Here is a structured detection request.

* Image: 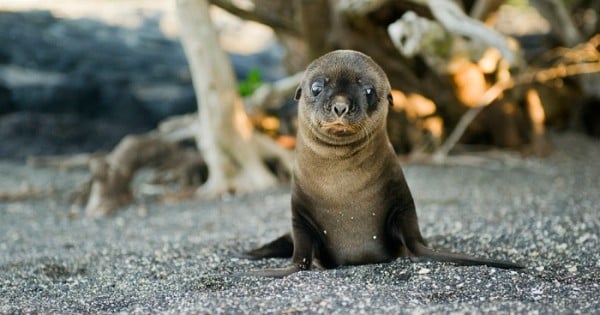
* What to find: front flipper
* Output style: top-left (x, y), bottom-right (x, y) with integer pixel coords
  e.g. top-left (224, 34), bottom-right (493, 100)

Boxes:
top-left (242, 230), bottom-right (313, 277)
top-left (242, 193), bottom-right (318, 277)
top-left (244, 234), bottom-right (294, 259)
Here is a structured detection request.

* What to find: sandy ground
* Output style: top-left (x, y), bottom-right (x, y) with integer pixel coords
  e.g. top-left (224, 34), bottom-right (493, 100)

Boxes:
top-left (0, 131), bottom-right (598, 313)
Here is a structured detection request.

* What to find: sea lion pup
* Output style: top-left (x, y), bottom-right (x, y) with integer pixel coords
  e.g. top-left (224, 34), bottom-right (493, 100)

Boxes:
top-left (245, 50), bottom-right (523, 277)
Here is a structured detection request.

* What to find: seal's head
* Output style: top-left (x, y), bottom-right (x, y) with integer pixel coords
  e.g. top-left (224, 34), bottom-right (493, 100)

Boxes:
top-left (295, 50), bottom-right (393, 145)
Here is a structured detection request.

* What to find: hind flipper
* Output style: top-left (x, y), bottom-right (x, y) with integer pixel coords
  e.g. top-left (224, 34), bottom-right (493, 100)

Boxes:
top-left (386, 198), bottom-right (523, 269)
top-left (412, 242), bottom-right (524, 269)
top-left (244, 233), bottom-right (294, 259)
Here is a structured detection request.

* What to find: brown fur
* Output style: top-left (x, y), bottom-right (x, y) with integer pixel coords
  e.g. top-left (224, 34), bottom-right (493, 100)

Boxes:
top-left (245, 50), bottom-right (523, 277)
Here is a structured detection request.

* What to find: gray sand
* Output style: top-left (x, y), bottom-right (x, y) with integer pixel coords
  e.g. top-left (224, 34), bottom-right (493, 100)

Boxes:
top-left (1, 132), bottom-right (598, 314)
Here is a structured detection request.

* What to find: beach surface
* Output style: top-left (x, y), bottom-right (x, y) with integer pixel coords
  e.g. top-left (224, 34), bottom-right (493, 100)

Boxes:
top-left (0, 132), bottom-right (598, 314)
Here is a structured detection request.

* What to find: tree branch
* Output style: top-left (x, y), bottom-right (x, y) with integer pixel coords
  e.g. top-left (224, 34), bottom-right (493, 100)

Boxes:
top-left (395, 0), bottom-right (515, 66)
top-left (336, 0), bottom-right (391, 15)
top-left (530, 0), bottom-right (582, 47)
top-left (469, 0), bottom-right (504, 21)
top-left (209, 0), bottom-right (300, 35)
top-left (433, 45), bottom-right (600, 162)
top-left (245, 71), bottom-right (303, 114)
top-left (432, 79), bottom-right (512, 162)
top-left (423, 0), bottom-right (517, 65)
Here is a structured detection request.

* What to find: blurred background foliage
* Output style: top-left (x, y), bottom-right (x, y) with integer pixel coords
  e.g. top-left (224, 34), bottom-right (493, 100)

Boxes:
top-left (0, 0), bottom-right (597, 161)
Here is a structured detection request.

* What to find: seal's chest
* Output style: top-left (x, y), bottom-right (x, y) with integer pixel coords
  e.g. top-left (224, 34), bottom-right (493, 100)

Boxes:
top-left (315, 202), bottom-right (391, 265)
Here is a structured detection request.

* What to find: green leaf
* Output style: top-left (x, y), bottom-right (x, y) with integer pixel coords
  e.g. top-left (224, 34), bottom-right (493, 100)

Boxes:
top-left (238, 68), bottom-right (264, 97)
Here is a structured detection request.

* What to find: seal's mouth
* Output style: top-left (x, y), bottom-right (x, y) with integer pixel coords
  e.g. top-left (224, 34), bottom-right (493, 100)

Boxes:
top-left (320, 121), bottom-right (358, 136)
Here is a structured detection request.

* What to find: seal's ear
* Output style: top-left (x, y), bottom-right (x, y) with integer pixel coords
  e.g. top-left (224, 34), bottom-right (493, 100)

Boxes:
top-left (294, 86), bottom-right (302, 101)
top-left (387, 93), bottom-right (394, 107)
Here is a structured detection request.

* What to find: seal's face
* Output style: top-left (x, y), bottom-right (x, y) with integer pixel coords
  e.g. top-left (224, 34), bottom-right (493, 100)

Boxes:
top-left (295, 50), bottom-right (393, 145)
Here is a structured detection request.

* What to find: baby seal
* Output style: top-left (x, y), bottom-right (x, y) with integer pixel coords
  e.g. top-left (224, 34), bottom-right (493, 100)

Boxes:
top-left (245, 50), bottom-right (523, 277)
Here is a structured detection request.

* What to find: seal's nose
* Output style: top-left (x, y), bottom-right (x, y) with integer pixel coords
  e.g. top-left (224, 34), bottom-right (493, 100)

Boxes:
top-left (333, 103), bottom-right (349, 117)
top-left (332, 96), bottom-right (350, 117)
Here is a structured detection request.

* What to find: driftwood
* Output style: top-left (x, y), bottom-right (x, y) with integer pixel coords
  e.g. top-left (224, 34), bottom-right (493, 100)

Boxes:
top-left (469, 0), bottom-right (504, 21)
top-left (229, 0), bottom-right (535, 154)
top-left (27, 153), bottom-right (105, 170)
top-left (65, 0), bottom-right (598, 216)
top-left (65, 0), bottom-right (298, 216)
top-left (432, 78), bottom-right (513, 162)
top-left (176, 0), bottom-right (292, 198)
top-left (85, 134), bottom-right (204, 216)
top-left (421, 0), bottom-right (516, 65)
top-left (0, 184), bottom-right (55, 201)
top-left (530, 0), bottom-right (583, 47)
top-left (244, 71), bottom-right (303, 115)
top-left (432, 35), bottom-right (600, 162)
top-left (76, 133), bottom-right (206, 217)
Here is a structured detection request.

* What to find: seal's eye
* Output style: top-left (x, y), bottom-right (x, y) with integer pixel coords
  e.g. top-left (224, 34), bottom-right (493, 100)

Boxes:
top-left (311, 81), bottom-right (323, 97)
top-left (365, 86), bottom-right (377, 107)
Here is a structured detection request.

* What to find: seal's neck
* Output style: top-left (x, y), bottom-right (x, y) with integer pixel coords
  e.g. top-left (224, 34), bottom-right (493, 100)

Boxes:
top-left (297, 123), bottom-right (390, 161)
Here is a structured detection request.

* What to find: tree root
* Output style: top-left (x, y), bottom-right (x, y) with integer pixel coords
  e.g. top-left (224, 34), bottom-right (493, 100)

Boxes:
top-left (67, 108), bottom-right (294, 216)
top-left (194, 129), bottom-right (293, 199)
top-left (72, 132), bottom-right (206, 217)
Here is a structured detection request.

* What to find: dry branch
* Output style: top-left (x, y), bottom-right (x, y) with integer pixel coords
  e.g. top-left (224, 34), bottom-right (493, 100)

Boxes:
top-left (432, 46), bottom-right (600, 162)
top-left (0, 184), bottom-right (55, 201)
top-left (245, 71), bottom-right (304, 115)
top-left (79, 133), bottom-right (205, 217)
top-left (469, 0), bottom-right (504, 21)
top-left (432, 79), bottom-right (513, 162)
top-left (209, 0), bottom-right (299, 35)
top-left (423, 0), bottom-right (516, 65)
top-left (337, 0), bottom-right (390, 15)
top-left (530, 0), bottom-right (582, 47)
top-left (177, 0), bottom-right (292, 198)
top-left (519, 62), bottom-right (600, 84)
top-left (157, 113), bottom-right (200, 142)
top-left (27, 152), bottom-right (105, 170)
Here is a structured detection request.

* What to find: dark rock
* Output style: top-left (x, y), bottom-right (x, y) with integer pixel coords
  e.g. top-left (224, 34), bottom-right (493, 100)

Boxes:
top-left (0, 85), bottom-right (13, 114)
top-left (230, 45), bottom-right (287, 82)
top-left (0, 9), bottom-right (287, 159)
top-left (0, 10), bottom-right (196, 126)
top-left (0, 112), bottom-right (147, 159)
top-left (0, 10), bottom-right (287, 122)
